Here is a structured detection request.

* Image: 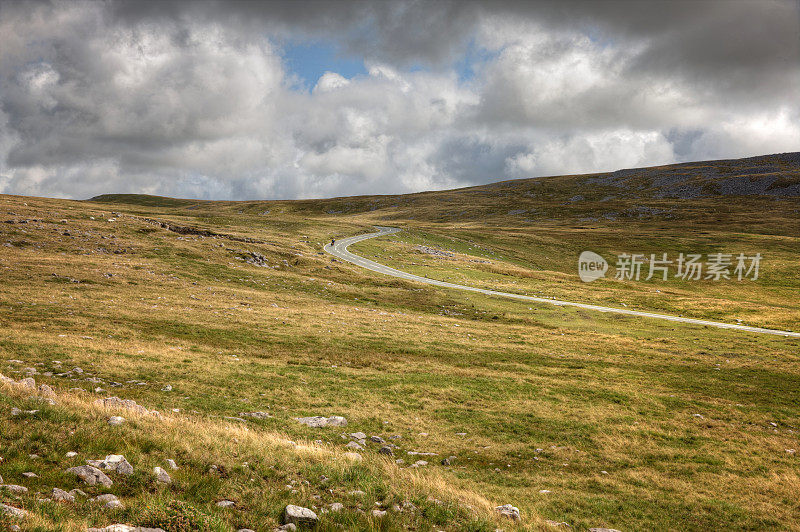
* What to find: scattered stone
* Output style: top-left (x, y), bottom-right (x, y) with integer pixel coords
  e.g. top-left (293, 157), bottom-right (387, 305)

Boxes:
top-left (283, 505), bottom-right (318, 528)
top-left (1, 485), bottom-right (28, 494)
top-left (22, 472), bottom-right (37, 478)
top-left (69, 488), bottom-right (87, 498)
top-left (240, 411), bottom-right (272, 419)
top-left (545, 520), bottom-right (571, 527)
top-left (0, 503), bottom-right (28, 519)
top-left (87, 525), bottom-right (165, 532)
top-left (370, 435), bottom-right (385, 444)
top-left (588, 529), bottom-right (621, 532)
top-left (296, 415), bottom-right (347, 428)
top-left (217, 500), bottom-right (236, 508)
top-left (410, 460), bottom-right (428, 468)
top-left (38, 384), bottom-right (56, 398)
top-left (345, 441), bottom-right (364, 451)
top-left (165, 458), bottom-right (178, 470)
top-left (496, 504), bottom-right (520, 521)
top-left (65, 451), bottom-right (78, 458)
top-left (350, 432), bottom-right (367, 440)
top-left (95, 455), bottom-right (134, 475)
top-left (329, 502), bottom-right (344, 512)
top-left (348, 490), bottom-right (366, 497)
top-left (153, 466), bottom-right (171, 484)
top-left (372, 509), bottom-right (387, 518)
top-left (108, 416), bottom-right (126, 425)
top-left (19, 377), bottom-right (36, 390)
top-left (378, 446), bottom-right (394, 456)
top-left (277, 525), bottom-right (297, 532)
top-left (67, 465), bottom-right (113, 487)
top-left (51, 487), bottom-right (75, 502)
top-left (95, 396), bottom-right (150, 415)
top-left (93, 493), bottom-right (124, 509)
top-left (161, 385), bottom-right (172, 392)
top-left (539, 489), bottom-right (551, 494)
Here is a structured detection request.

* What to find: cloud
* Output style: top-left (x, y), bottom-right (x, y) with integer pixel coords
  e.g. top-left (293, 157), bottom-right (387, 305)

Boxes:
top-left (0, 0), bottom-right (797, 200)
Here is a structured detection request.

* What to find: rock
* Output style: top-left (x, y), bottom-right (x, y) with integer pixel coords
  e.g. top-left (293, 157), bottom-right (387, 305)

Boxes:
top-left (0, 503), bottom-right (28, 519)
top-left (283, 505), bottom-right (318, 528)
top-left (441, 457), bottom-right (451, 466)
top-left (348, 490), bottom-right (366, 496)
top-left (38, 384), bottom-right (56, 398)
top-left (67, 465), bottom-right (113, 487)
top-left (108, 416), bottom-right (126, 425)
top-left (329, 502), bottom-right (344, 512)
top-left (52, 487), bottom-right (75, 502)
top-left (87, 526), bottom-right (165, 532)
top-left (345, 441), bottom-right (363, 450)
top-left (343, 452), bottom-right (363, 462)
top-left (153, 466), bottom-right (171, 484)
top-left (1, 485), bottom-right (28, 494)
top-left (22, 472), bottom-right (37, 478)
top-left (165, 459), bottom-right (178, 470)
top-left (95, 396), bottom-right (150, 415)
top-left (161, 385), bottom-right (172, 392)
top-left (69, 488), bottom-right (87, 498)
top-left (588, 529), bottom-right (622, 532)
top-left (0, 473), bottom-right (2, 483)
top-left (217, 500), bottom-right (235, 508)
top-left (372, 509), bottom-right (387, 518)
top-left (545, 520), bottom-right (571, 528)
top-left (411, 460), bottom-right (428, 467)
top-left (93, 493), bottom-right (124, 509)
top-left (240, 411), bottom-right (272, 419)
top-left (296, 415), bottom-right (347, 428)
top-left (19, 377), bottom-right (36, 389)
top-left (496, 504), bottom-right (520, 521)
top-left (350, 432), bottom-right (367, 440)
top-left (378, 446), bottom-right (394, 456)
top-left (238, 530), bottom-right (256, 532)
top-left (65, 451), bottom-right (78, 458)
top-left (370, 436), bottom-right (385, 444)
top-left (99, 455), bottom-right (134, 475)
top-left (278, 525), bottom-right (297, 532)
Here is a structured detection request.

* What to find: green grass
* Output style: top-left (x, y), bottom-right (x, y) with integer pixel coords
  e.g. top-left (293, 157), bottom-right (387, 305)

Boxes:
top-left (2, 155), bottom-right (800, 530)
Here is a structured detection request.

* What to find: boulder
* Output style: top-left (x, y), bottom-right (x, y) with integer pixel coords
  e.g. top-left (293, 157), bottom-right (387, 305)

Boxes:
top-left (378, 446), bottom-right (394, 456)
top-left (153, 466), bottom-right (171, 484)
top-left (52, 487), bottom-right (75, 502)
top-left (0, 503), bottom-right (28, 519)
top-left (496, 504), bottom-right (520, 521)
top-left (283, 505), bottom-right (318, 528)
top-left (1, 485), bottom-right (28, 494)
top-left (296, 415), bottom-right (347, 428)
top-left (66, 465), bottom-right (113, 487)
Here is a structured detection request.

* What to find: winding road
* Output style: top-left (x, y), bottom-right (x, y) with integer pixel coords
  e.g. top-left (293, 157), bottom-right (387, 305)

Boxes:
top-left (324, 226), bottom-right (800, 339)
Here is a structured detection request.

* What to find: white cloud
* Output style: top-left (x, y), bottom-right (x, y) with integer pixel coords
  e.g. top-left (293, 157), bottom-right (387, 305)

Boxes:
top-left (0, 1), bottom-right (797, 200)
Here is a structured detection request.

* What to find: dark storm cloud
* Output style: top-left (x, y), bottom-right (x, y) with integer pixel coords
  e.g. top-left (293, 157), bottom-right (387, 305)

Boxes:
top-left (0, 0), bottom-right (797, 200)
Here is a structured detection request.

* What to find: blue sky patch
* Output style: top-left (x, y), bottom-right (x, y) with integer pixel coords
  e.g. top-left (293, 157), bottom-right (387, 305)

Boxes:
top-left (283, 40), bottom-right (367, 90)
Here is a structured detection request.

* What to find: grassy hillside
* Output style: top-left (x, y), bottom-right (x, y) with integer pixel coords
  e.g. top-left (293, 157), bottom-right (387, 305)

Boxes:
top-left (1, 152), bottom-right (799, 531)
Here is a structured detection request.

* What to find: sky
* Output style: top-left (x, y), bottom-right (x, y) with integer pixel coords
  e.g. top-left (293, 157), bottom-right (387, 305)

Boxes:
top-left (0, 0), bottom-right (798, 201)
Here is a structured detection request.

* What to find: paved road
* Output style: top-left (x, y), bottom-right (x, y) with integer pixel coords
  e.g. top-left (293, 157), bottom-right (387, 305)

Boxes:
top-left (324, 226), bottom-right (800, 339)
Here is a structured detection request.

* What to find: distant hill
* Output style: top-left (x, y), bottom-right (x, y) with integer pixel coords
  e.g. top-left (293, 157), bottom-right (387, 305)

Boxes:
top-left (88, 152), bottom-right (800, 225)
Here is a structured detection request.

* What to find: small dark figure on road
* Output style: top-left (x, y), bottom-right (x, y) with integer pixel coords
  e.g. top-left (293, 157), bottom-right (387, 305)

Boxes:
top-left (331, 238), bottom-right (335, 246)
